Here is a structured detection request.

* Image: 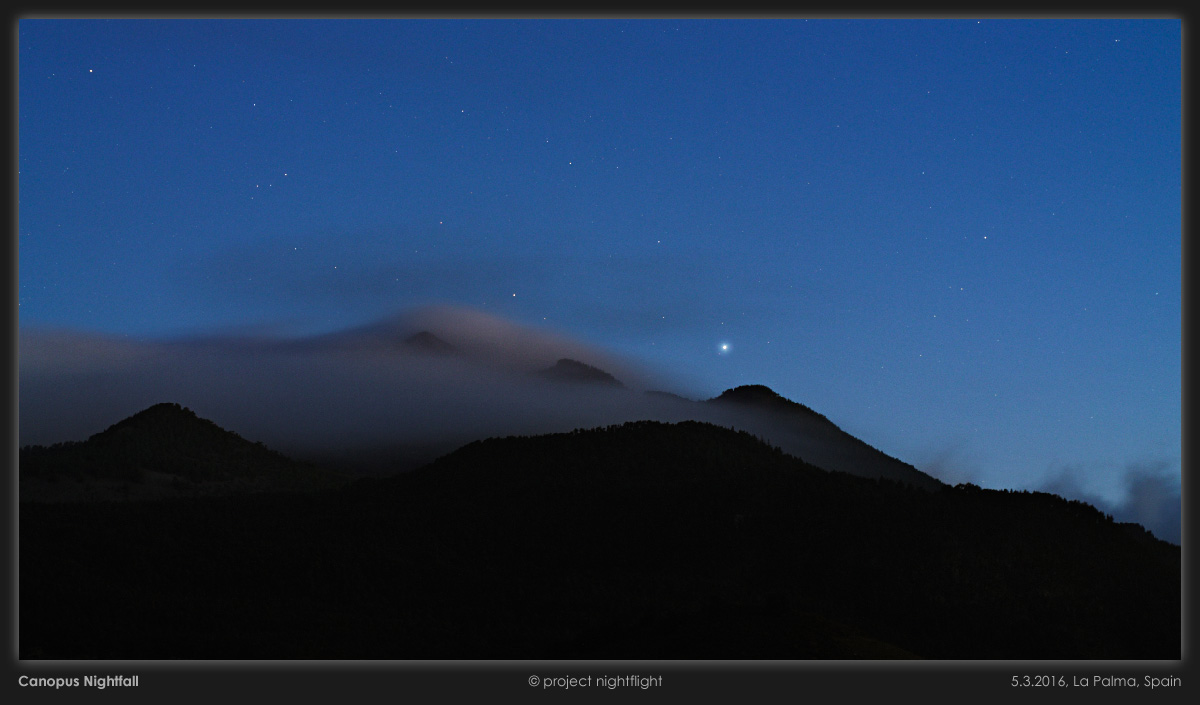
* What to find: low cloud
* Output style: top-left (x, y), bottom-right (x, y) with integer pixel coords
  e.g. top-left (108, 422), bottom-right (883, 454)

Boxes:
top-left (911, 439), bottom-right (986, 487)
top-left (1041, 460), bottom-right (1181, 545)
top-left (19, 306), bottom-right (697, 469)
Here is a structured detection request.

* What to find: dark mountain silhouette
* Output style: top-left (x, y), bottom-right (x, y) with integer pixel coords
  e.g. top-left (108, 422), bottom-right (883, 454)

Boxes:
top-left (704, 385), bottom-right (943, 491)
top-left (19, 402), bottom-right (346, 501)
top-left (402, 330), bottom-right (457, 355)
top-left (709, 383), bottom-right (834, 422)
top-left (20, 418), bottom-right (1179, 659)
top-left (535, 358), bottom-right (625, 387)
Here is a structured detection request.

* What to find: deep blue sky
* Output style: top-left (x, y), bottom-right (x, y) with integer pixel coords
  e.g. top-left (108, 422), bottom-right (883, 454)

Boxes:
top-left (18, 19), bottom-right (1180, 515)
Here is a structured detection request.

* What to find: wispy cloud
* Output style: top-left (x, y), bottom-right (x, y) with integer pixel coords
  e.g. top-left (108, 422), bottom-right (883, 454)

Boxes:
top-left (1040, 460), bottom-right (1181, 545)
top-left (19, 306), bottom-right (683, 461)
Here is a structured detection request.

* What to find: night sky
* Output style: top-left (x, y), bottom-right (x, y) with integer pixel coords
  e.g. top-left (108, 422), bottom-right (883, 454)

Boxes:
top-left (18, 19), bottom-right (1181, 540)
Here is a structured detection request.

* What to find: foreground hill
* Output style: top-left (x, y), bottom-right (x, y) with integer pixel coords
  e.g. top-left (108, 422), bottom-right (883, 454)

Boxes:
top-left (20, 419), bottom-right (1178, 659)
top-left (19, 403), bottom-right (347, 501)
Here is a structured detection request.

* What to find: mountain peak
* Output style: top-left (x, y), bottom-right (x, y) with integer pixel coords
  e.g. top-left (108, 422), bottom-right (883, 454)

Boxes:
top-left (536, 358), bottom-right (625, 388)
top-left (94, 402), bottom-right (212, 440)
top-left (82, 402), bottom-right (272, 460)
top-left (709, 385), bottom-right (832, 424)
top-left (27, 403), bottom-right (296, 484)
top-left (706, 385), bottom-right (942, 491)
top-left (714, 384), bottom-right (783, 402)
top-left (21, 403), bottom-right (346, 500)
top-left (402, 330), bottom-right (457, 355)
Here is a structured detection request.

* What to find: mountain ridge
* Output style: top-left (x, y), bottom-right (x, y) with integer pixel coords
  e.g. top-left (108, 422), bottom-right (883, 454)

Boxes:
top-left (402, 330), bottom-right (457, 355)
top-left (21, 416), bottom-right (1179, 659)
top-left (708, 384), bottom-right (835, 425)
top-left (699, 384), bottom-right (942, 491)
top-left (535, 358), bottom-right (626, 387)
top-left (19, 402), bottom-right (347, 501)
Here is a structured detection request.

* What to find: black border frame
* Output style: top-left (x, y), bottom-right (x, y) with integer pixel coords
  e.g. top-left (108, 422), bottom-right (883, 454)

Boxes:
top-left (4, 10), bottom-right (1190, 701)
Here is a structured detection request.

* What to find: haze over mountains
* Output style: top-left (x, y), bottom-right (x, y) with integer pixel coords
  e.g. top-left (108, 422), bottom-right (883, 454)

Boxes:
top-left (18, 305), bottom-right (1178, 543)
top-left (19, 310), bottom-right (938, 491)
top-left (19, 306), bottom-right (651, 454)
top-left (18, 312), bottom-right (1182, 658)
